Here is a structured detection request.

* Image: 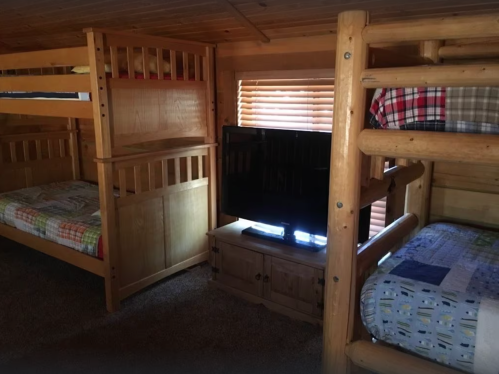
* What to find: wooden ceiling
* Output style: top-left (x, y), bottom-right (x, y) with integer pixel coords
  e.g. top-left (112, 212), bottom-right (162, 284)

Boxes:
top-left (1, 0), bottom-right (499, 53)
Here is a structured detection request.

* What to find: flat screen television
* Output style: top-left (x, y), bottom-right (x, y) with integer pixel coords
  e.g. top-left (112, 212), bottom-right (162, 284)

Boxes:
top-left (222, 126), bottom-right (371, 251)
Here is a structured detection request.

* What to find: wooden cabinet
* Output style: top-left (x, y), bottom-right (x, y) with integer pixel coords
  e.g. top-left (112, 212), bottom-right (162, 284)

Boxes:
top-left (209, 222), bottom-right (326, 324)
top-left (264, 257), bottom-right (324, 317)
top-left (215, 242), bottom-right (264, 297)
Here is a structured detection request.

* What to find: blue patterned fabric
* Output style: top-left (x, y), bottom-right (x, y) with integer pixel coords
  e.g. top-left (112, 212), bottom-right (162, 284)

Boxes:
top-left (361, 223), bottom-right (499, 373)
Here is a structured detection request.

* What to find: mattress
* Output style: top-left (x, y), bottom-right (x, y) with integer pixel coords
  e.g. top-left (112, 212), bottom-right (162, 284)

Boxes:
top-left (0, 181), bottom-right (103, 259)
top-left (369, 87), bottom-right (499, 133)
top-left (0, 91), bottom-right (90, 100)
top-left (361, 223), bottom-right (499, 374)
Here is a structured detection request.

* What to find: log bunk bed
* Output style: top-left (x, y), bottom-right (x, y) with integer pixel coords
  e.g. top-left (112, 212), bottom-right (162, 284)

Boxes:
top-left (0, 29), bottom-right (217, 312)
top-left (324, 11), bottom-right (499, 374)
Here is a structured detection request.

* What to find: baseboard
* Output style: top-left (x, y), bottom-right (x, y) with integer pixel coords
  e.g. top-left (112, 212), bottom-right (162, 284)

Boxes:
top-left (119, 251), bottom-right (209, 299)
top-left (209, 280), bottom-right (323, 326)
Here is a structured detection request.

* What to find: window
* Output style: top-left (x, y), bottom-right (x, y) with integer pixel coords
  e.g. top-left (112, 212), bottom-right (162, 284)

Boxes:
top-left (237, 77), bottom-right (334, 131)
top-left (236, 73), bottom-right (386, 237)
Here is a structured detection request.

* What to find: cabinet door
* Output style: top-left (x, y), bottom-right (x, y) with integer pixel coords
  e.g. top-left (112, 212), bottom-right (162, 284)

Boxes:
top-left (216, 241), bottom-right (264, 297)
top-left (263, 256), bottom-right (324, 316)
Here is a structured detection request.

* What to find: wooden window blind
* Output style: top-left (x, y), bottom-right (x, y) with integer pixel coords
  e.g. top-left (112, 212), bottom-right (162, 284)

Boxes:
top-left (236, 75), bottom-right (385, 238)
top-left (237, 78), bottom-right (334, 131)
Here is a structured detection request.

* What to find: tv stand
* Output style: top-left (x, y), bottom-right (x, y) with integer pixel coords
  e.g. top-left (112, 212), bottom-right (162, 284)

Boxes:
top-left (207, 221), bottom-right (326, 325)
top-left (242, 225), bottom-right (326, 252)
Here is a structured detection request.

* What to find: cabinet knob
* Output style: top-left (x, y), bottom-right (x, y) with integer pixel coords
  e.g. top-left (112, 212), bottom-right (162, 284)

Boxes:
top-left (255, 273), bottom-right (261, 281)
top-left (263, 275), bottom-right (270, 283)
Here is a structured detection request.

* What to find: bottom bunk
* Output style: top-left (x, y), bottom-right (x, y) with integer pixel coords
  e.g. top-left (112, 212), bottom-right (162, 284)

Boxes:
top-left (0, 180), bottom-right (103, 258)
top-left (360, 223), bottom-right (499, 374)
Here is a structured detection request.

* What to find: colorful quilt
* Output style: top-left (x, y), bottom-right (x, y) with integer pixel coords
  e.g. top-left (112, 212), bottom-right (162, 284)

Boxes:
top-left (370, 87), bottom-right (499, 133)
top-left (361, 223), bottom-right (499, 374)
top-left (0, 181), bottom-right (103, 259)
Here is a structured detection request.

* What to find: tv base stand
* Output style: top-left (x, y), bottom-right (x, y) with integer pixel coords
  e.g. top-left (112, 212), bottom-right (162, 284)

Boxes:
top-left (207, 221), bottom-right (326, 325)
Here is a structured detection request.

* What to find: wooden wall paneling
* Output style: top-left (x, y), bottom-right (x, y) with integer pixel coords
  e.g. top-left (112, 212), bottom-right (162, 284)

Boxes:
top-left (67, 118), bottom-right (81, 180)
top-left (430, 187), bottom-right (499, 229)
top-left (323, 11), bottom-right (368, 374)
top-left (204, 46), bottom-right (216, 143)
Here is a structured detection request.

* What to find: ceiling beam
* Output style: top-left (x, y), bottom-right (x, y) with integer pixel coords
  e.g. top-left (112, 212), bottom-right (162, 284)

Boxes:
top-left (220, 0), bottom-right (270, 43)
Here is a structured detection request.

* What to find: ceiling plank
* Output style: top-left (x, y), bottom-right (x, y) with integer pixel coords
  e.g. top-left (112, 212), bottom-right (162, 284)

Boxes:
top-left (220, 0), bottom-right (270, 43)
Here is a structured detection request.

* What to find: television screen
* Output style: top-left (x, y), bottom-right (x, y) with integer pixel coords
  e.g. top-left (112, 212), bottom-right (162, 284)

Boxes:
top-left (222, 126), bottom-right (370, 242)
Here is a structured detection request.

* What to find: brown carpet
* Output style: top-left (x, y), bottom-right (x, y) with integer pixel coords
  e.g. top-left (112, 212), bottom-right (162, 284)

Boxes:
top-left (0, 236), bottom-right (322, 374)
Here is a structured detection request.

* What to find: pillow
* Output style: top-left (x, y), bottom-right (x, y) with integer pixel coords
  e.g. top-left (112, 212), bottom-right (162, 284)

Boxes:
top-left (119, 54), bottom-right (171, 74)
top-left (91, 210), bottom-right (101, 218)
top-left (71, 64), bottom-right (112, 74)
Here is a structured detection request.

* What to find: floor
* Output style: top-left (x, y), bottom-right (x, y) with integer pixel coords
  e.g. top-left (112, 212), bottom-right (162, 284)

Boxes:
top-left (0, 236), bottom-right (322, 374)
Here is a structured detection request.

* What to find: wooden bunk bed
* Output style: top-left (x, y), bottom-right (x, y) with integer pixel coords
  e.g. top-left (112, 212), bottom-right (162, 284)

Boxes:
top-left (323, 11), bottom-right (499, 374)
top-left (0, 29), bottom-right (217, 313)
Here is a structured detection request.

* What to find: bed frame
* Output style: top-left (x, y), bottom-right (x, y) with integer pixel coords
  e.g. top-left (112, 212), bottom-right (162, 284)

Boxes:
top-left (323, 11), bottom-right (499, 374)
top-left (0, 29), bottom-right (217, 312)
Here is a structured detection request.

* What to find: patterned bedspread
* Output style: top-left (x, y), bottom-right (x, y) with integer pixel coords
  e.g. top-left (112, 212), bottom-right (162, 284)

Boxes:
top-left (361, 223), bottom-right (499, 374)
top-left (370, 87), bottom-right (499, 133)
top-left (0, 181), bottom-right (103, 259)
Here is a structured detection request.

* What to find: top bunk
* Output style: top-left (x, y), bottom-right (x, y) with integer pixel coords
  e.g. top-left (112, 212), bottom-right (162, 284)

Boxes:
top-left (0, 29), bottom-right (215, 156)
top-left (354, 14), bottom-right (499, 166)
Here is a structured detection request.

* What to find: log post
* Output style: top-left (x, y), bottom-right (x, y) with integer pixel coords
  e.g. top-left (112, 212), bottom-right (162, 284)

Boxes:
top-left (405, 40), bottom-right (441, 234)
top-left (323, 10), bottom-right (369, 374)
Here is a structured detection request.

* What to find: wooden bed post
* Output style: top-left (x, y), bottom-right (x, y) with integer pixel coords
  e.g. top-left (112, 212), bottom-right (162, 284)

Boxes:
top-left (404, 40), bottom-right (442, 234)
top-left (323, 10), bottom-right (369, 374)
top-left (67, 118), bottom-right (80, 180)
top-left (86, 30), bottom-right (120, 312)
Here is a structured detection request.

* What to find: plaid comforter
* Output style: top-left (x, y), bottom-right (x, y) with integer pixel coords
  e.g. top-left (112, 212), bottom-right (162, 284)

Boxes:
top-left (0, 181), bottom-right (103, 259)
top-left (370, 87), bottom-right (499, 133)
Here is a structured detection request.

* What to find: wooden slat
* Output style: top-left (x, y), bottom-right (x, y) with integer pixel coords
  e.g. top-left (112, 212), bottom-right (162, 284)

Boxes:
top-left (346, 341), bottom-right (461, 374)
top-left (170, 50), bottom-right (177, 80)
top-left (395, 158), bottom-right (409, 167)
top-left (174, 157), bottom-right (180, 184)
top-left (22, 141), bottom-right (29, 161)
top-left (183, 51), bottom-right (189, 81)
top-left (119, 168), bottom-right (127, 198)
top-left (361, 64), bottom-right (499, 88)
top-left (194, 55), bottom-right (201, 81)
top-left (134, 165), bottom-right (142, 194)
top-left (127, 47), bottom-right (135, 79)
top-left (142, 47), bottom-right (150, 79)
top-left (186, 156), bottom-right (192, 181)
top-left (358, 129), bottom-right (499, 165)
top-left (47, 139), bottom-right (53, 159)
top-left (9, 142), bottom-right (16, 162)
top-left (162, 159), bottom-right (168, 187)
top-left (357, 214), bottom-right (418, 276)
top-left (59, 139), bottom-right (65, 157)
top-left (0, 47), bottom-right (89, 70)
top-left (148, 162), bottom-right (156, 191)
top-left (0, 100), bottom-right (93, 119)
top-left (35, 140), bottom-right (42, 160)
top-left (110, 46), bottom-right (120, 79)
top-left (67, 118), bottom-right (80, 180)
top-left (198, 155), bottom-right (203, 179)
top-left (0, 223), bottom-right (105, 277)
top-left (104, 33), bottom-right (207, 57)
top-left (0, 75), bottom-right (91, 92)
top-left (362, 14), bottom-right (499, 44)
top-left (156, 49), bottom-right (165, 80)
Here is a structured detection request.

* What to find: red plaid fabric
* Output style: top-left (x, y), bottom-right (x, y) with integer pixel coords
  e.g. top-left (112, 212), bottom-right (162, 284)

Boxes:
top-left (370, 88), bottom-right (446, 129)
top-left (15, 207), bottom-right (40, 225)
top-left (59, 222), bottom-right (89, 244)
